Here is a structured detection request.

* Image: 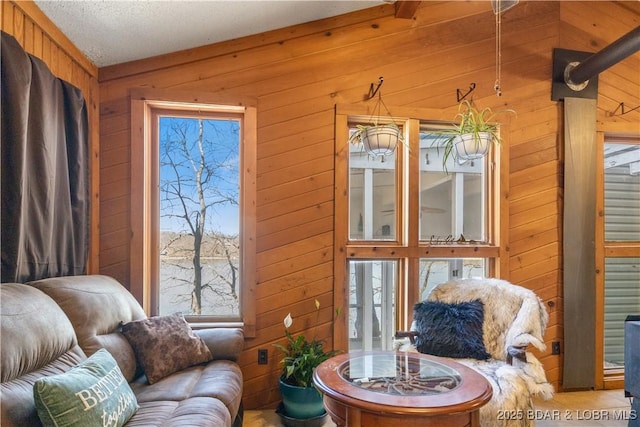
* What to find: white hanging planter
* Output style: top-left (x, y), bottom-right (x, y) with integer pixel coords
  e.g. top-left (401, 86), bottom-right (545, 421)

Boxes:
top-left (434, 101), bottom-right (514, 171)
top-left (360, 125), bottom-right (401, 156)
top-left (453, 132), bottom-right (493, 161)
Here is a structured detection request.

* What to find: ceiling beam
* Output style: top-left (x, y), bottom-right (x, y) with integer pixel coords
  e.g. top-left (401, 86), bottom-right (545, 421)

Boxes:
top-left (395, 1), bottom-right (421, 19)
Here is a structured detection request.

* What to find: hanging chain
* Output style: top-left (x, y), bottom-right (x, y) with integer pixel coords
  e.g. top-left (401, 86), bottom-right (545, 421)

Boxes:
top-left (494, 0), bottom-right (503, 97)
top-left (367, 88), bottom-right (396, 127)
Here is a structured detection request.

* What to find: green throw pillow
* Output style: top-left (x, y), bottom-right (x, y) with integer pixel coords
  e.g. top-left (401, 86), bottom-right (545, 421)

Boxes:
top-left (34, 348), bottom-right (138, 427)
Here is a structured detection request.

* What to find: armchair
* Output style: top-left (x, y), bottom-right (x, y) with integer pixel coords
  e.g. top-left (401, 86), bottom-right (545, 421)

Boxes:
top-left (395, 278), bottom-right (554, 427)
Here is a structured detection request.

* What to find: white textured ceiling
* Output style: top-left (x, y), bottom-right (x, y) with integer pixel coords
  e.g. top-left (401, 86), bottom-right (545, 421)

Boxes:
top-left (35, 0), bottom-right (384, 67)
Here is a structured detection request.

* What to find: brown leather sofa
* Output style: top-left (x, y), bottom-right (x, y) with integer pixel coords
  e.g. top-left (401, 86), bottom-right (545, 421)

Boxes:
top-left (1, 275), bottom-right (244, 426)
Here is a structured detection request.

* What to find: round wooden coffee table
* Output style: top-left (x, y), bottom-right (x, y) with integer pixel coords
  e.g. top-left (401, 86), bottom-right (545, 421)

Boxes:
top-left (313, 351), bottom-right (492, 427)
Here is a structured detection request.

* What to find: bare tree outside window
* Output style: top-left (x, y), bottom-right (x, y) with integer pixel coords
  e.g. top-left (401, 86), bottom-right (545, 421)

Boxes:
top-left (158, 116), bottom-right (240, 317)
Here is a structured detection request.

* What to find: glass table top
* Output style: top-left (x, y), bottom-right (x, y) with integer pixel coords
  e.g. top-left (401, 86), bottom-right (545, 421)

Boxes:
top-left (338, 352), bottom-right (462, 396)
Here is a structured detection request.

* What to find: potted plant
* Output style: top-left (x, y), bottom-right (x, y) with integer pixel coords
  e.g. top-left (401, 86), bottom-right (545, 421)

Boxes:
top-left (274, 300), bottom-right (339, 422)
top-left (434, 100), bottom-right (515, 167)
top-left (348, 123), bottom-right (404, 157)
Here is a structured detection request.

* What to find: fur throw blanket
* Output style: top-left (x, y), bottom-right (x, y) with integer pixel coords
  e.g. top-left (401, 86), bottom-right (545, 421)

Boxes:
top-left (397, 278), bottom-right (555, 427)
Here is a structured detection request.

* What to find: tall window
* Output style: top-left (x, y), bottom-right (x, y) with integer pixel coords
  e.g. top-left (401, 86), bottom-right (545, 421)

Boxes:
top-left (157, 114), bottom-right (240, 318)
top-left (599, 137), bottom-right (640, 384)
top-left (131, 95), bottom-right (256, 333)
top-left (335, 107), bottom-right (503, 351)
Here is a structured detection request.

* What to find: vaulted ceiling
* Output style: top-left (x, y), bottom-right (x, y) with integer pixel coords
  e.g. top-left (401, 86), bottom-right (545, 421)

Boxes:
top-left (34, 1), bottom-right (405, 67)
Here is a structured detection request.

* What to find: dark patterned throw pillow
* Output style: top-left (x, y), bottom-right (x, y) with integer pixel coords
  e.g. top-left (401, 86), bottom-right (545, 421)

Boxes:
top-left (121, 313), bottom-right (212, 384)
top-left (412, 299), bottom-right (491, 360)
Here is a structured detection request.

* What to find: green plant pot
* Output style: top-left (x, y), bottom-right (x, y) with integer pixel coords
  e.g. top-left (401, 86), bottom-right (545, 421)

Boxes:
top-left (276, 402), bottom-right (328, 427)
top-left (278, 379), bottom-right (325, 419)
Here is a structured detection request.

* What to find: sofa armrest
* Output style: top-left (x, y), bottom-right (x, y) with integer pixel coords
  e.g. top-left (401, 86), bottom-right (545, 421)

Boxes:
top-left (195, 328), bottom-right (244, 361)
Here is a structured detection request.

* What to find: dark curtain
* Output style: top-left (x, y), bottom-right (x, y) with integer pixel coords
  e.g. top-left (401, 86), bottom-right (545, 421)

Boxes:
top-left (1, 31), bottom-right (89, 283)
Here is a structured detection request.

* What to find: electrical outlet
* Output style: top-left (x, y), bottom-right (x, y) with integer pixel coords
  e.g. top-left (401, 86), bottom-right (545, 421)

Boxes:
top-left (258, 349), bottom-right (268, 365)
top-left (552, 341), bottom-right (561, 355)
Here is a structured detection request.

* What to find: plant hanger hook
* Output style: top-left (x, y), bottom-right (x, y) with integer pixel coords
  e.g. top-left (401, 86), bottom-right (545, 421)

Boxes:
top-left (365, 77), bottom-right (395, 126)
top-left (367, 76), bottom-right (384, 100)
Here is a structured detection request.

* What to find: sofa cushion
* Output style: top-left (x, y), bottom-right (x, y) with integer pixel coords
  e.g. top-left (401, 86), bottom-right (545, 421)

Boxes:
top-left (33, 349), bottom-right (138, 427)
top-left (1, 284), bottom-right (79, 382)
top-left (1, 283), bottom-right (88, 427)
top-left (122, 313), bottom-right (213, 384)
top-left (413, 299), bottom-right (490, 360)
top-left (126, 398), bottom-right (231, 426)
top-left (130, 359), bottom-right (243, 421)
top-left (1, 349), bottom-right (87, 427)
top-left (29, 275), bottom-right (147, 381)
top-left (195, 328), bottom-right (244, 361)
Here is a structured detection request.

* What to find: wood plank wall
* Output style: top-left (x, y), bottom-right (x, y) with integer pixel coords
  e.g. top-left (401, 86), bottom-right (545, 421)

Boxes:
top-left (1, 1), bottom-right (101, 273)
top-left (1, 0), bottom-right (636, 411)
top-left (103, 0), bottom-right (636, 410)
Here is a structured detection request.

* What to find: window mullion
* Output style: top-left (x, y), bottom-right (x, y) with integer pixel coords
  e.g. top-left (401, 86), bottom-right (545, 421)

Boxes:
top-left (406, 119), bottom-right (421, 249)
top-left (363, 168), bottom-right (374, 240)
top-left (405, 119), bottom-right (421, 326)
top-left (381, 262), bottom-right (395, 350)
top-left (452, 173), bottom-right (464, 238)
top-left (362, 263), bottom-right (374, 351)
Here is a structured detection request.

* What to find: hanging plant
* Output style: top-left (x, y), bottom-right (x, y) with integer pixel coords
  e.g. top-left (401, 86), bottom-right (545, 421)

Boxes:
top-left (348, 123), bottom-right (404, 157)
top-left (348, 77), bottom-right (406, 157)
top-left (434, 100), bottom-right (515, 168)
